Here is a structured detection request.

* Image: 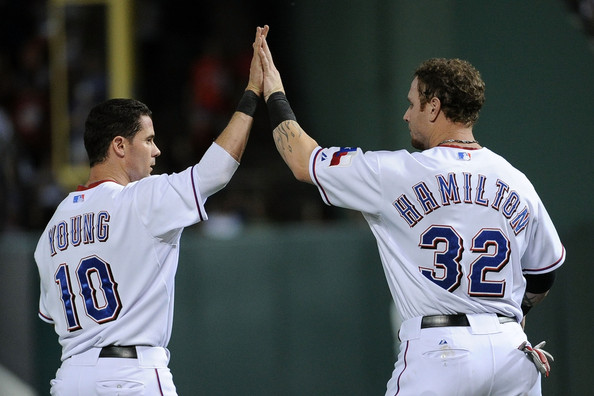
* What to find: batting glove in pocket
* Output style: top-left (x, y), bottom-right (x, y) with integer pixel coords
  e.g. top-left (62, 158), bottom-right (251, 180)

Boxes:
top-left (518, 340), bottom-right (554, 377)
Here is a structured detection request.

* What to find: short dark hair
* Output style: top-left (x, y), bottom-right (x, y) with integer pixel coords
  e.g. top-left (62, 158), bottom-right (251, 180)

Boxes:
top-left (414, 58), bottom-right (485, 126)
top-left (84, 98), bottom-right (153, 167)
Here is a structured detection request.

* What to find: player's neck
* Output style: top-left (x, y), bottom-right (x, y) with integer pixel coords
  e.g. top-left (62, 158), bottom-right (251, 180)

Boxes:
top-left (431, 125), bottom-right (480, 149)
top-left (84, 163), bottom-right (129, 188)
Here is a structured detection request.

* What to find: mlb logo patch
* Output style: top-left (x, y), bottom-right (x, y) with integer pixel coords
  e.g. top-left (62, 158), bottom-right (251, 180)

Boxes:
top-left (457, 152), bottom-right (471, 161)
top-left (330, 147), bottom-right (357, 167)
top-left (73, 194), bottom-right (85, 203)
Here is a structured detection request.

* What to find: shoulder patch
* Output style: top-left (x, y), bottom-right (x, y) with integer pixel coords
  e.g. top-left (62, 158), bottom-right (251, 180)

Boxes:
top-left (330, 147), bottom-right (357, 167)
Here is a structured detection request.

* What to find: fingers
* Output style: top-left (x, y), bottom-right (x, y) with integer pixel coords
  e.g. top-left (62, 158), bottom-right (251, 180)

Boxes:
top-left (261, 24), bottom-right (269, 40)
top-left (258, 43), bottom-right (269, 71)
top-left (253, 25), bottom-right (269, 48)
top-left (253, 27), bottom-right (263, 51)
top-left (258, 38), bottom-right (276, 75)
top-left (250, 25), bottom-right (284, 101)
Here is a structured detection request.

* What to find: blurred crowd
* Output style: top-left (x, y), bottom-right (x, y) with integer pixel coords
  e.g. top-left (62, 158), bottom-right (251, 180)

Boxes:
top-left (0, 1), bottom-right (54, 232)
top-left (0, 0), bottom-right (338, 235)
top-left (3, 0), bottom-right (592, 234)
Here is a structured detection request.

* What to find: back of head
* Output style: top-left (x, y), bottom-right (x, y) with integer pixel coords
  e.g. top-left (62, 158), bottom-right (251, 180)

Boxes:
top-left (414, 58), bottom-right (485, 126)
top-left (84, 98), bottom-right (153, 167)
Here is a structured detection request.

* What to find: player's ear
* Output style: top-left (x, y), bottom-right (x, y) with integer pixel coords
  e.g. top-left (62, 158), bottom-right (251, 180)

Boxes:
top-left (428, 97), bottom-right (441, 122)
top-left (112, 136), bottom-right (126, 158)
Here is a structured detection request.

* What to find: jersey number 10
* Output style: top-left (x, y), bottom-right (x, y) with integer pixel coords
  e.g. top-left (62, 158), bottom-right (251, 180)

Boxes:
top-left (54, 255), bottom-right (122, 331)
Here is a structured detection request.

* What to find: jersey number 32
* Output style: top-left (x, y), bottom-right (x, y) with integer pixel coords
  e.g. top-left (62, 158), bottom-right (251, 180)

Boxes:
top-left (418, 225), bottom-right (510, 297)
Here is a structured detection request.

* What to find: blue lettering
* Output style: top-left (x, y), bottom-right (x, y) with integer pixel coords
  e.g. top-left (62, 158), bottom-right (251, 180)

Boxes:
top-left (510, 206), bottom-right (530, 235)
top-left (491, 180), bottom-right (509, 211)
top-left (475, 174), bottom-right (489, 206)
top-left (436, 173), bottom-right (461, 206)
top-left (396, 173), bottom-right (530, 235)
top-left (413, 182), bottom-right (440, 214)
top-left (394, 194), bottom-right (423, 227)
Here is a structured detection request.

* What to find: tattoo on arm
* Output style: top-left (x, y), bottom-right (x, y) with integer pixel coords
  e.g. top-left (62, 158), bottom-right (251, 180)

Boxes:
top-left (521, 290), bottom-right (549, 315)
top-left (273, 121), bottom-right (300, 157)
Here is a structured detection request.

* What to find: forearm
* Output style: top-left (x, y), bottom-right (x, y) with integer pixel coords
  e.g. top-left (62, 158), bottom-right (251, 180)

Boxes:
top-left (521, 271), bottom-right (556, 316)
top-left (272, 120), bottom-right (318, 183)
top-left (266, 92), bottom-right (318, 183)
top-left (214, 88), bottom-right (259, 162)
top-left (214, 111), bottom-right (254, 163)
top-left (521, 290), bottom-right (549, 315)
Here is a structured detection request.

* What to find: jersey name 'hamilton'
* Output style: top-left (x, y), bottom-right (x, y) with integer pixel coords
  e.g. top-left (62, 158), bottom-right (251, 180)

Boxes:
top-left (47, 210), bottom-right (111, 256)
top-left (394, 172), bottom-right (529, 234)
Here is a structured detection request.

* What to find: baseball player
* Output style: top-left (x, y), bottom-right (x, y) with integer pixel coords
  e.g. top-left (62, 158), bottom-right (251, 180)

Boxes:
top-left (34, 26), bottom-right (269, 395)
top-left (257, 26), bottom-right (565, 395)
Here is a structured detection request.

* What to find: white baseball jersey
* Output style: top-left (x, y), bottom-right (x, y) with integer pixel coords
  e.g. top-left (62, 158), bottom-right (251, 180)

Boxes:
top-left (310, 145), bottom-right (565, 323)
top-left (35, 143), bottom-right (237, 361)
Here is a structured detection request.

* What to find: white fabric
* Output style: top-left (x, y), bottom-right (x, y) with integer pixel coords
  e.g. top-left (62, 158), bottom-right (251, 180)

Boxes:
top-left (195, 142), bottom-right (240, 198)
top-left (310, 145), bottom-right (565, 395)
top-left (310, 146), bottom-right (565, 322)
top-left (50, 347), bottom-right (176, 395)
top-left (389, 314), bottom-right (540, 395)
top-left (35, 145), bottom-right (237, 361)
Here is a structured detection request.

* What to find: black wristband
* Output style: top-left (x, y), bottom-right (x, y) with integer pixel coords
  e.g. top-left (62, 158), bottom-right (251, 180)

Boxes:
top-left (236, 90), bottom-right (259, 117)
top-left (266, 91), bottom-right (296, 129)
top-left (525, 271), bottom-right (556, 294)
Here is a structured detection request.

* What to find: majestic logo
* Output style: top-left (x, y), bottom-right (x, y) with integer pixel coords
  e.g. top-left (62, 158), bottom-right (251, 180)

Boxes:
top-left (329, 147), bottom-right (357, 167)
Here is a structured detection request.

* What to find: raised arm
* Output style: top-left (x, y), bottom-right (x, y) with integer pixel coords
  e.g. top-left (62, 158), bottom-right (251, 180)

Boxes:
top-left (195, 26), bottom-right (269, 199)
top-left (258, 26), bottom-right (318, 183)
top-left (213, 25), bottom-right (269, 162)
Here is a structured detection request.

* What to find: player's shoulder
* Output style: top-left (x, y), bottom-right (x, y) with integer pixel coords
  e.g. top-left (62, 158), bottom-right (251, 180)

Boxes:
top-left (478, 147), bottom-right (533, 180)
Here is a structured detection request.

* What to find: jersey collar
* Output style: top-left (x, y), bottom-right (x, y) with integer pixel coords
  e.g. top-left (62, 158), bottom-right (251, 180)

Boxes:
top-left (437, 144), bottom-right (482, 150)
top-left (76, 179), bottom-right (117, 191)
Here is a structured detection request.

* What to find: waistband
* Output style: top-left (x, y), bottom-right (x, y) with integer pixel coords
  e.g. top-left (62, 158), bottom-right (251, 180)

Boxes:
top-left (399, 313), bottom-right (520, 341)
top-left (65, 346), bottom-right (170, 368)
top-left (421, 314), bottom-right (516, 329)
top-left (99, 345), bottom-right (137, 359)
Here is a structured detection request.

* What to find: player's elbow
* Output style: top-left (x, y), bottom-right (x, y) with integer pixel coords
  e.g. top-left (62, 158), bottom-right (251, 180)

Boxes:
top-left (285, 157), bottom-right (312, 183)
top-left (292, 167), bottom-right (312, 183)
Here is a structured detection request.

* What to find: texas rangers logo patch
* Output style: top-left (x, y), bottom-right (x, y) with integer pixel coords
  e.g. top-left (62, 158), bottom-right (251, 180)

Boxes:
top-left (329, 147), bottom-right (357, 167)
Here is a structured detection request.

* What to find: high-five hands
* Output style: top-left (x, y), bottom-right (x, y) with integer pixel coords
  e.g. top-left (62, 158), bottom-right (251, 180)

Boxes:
top-left (255, 25), bottom-right (285, 102)
top-left (246, 25), bottom-right (269, 96)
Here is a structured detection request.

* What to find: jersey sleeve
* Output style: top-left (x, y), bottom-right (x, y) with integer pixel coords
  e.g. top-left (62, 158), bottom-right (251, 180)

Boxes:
top-left (521, 199), bottom-right (566, 274)
top-left (309, 146), bottom-right (382, 214)
top-left (194, 142), bottom-right (240, 199)
top-left (129, 166), bottom-right (209, 241)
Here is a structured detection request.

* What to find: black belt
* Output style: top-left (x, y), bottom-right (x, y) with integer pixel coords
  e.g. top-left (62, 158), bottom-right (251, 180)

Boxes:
top-left (421, 314), bottom-right (516, 329)
top-left (99, 345), bottom-right (138, 359)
